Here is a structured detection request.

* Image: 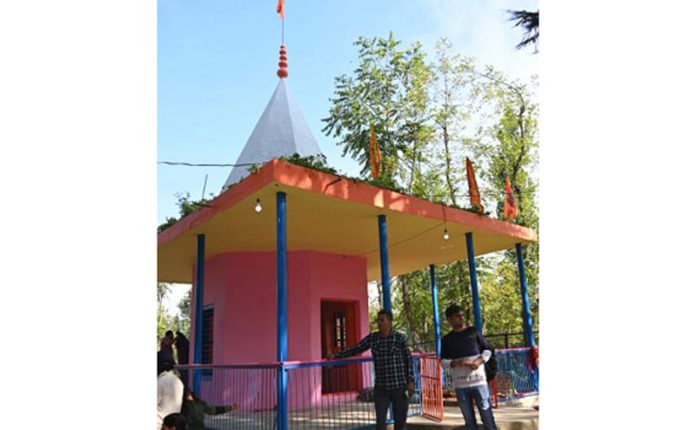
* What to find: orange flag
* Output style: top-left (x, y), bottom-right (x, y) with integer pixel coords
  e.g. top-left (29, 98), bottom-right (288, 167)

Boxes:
top-left (276, 0), bottom-right (284, 19)
top-left (504, 176), bottom-right (518, 219)
top-left (465, 158), bottom-right (484, 213)
top-left (369, 125), bottom-right (382, 179)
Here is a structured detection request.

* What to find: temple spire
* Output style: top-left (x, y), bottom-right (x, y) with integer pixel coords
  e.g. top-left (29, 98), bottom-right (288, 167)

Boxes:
top-left (221, 69), bottom-right (323, 189)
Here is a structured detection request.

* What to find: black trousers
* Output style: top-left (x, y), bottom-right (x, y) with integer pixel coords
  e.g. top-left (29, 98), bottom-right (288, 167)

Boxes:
top-left (374, 386), bottom-right (409, 430)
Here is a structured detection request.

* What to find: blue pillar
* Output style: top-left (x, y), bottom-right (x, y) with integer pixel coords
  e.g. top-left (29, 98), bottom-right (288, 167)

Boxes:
top-left (276, 192), bottom-right (288, 430)
top-left (378, 215), bottom-right (391, 311)
top-left (515, 243), bottom-right (535, 347)
top-left (193, 234), bottom-right (205, 393)
top-left (429, 264), bottom-right (441, 357)
top-left (465, 232), bottom-right (483, 333)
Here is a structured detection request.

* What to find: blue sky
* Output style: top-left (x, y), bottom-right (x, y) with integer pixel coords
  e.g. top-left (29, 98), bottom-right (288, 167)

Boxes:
top-left (158, 0), bottom-right (539, 224)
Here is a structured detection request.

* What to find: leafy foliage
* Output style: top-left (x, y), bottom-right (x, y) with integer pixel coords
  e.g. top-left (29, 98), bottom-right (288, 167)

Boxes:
top-left (176, 290), bottom-right (191, 337)
top-left (279, 153), bottom-right (338, 175)
top-left (508, 10), bottom-right (539, 52)
top-left (282, 153), bottom-right (409, 194)
top-left (157, 283), bottom-right (174, 339)
top-left (478, 256), bottom-right (538, 336)
top-left (157, 217), bottom-right (179, 233)
top-left (326, 35), bottom-right (539, 349)
top-left (157, 192), bottom-right (212, 233)
top-left (157, 283), bottom-right (191, 341)
top-left (322, 33), bottom-right (433, 183)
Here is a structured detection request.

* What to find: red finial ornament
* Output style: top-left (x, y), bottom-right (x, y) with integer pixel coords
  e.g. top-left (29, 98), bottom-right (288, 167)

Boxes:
top-left (277, 45), bottom-right (288, 78)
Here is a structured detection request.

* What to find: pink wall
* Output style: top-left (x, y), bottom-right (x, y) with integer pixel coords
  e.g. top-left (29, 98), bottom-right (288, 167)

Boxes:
top-left (191, 250), bottom-right (368, 365)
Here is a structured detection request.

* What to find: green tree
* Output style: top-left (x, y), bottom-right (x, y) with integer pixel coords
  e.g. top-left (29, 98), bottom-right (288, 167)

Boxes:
top-left (403, 42), bottom-right (539, 349)
top-left (322, 33), bottom-right (433, 188)
top-left (429, 38), bottom-right (475, 207)
top-left (322, 34), bottom-right (540, 352)
top-left (323, 33), bottom-right (435, 328)
top-left (157, 283), bottom-right (174, 339)
top-left (176, 289), bottom-right (191, 338)
top-left (467, 69), bottom-right (538, 226)
top-left (425, 39), bottom-right (494, 325)
top-left (465, 66), bottom-right (539, 316)
top-left (478, 254), bottom-right (538, 347)
top-left (464, 67), bottom-right (539, 345)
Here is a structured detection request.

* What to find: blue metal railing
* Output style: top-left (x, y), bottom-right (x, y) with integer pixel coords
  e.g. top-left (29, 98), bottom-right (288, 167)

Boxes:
top-left (176, 355), bottom-right (422, 429)
top-left (442, 347), bottom-right (538, 403)
top-left (177, 363), bottom-right (278, 429)
top-left (494, 347), bottom-right (538, 399)
top-left (176, 349), bottom-right (537, 428)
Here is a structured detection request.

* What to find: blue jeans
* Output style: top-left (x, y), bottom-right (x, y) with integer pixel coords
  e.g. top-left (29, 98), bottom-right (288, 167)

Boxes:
top-left (455, 384), bottom-right (498, 430)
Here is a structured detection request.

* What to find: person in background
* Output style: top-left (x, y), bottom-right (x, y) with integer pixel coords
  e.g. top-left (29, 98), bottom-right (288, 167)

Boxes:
top-left (161, 413), bottom-right (188, 430)
top-left (181, 386), bottom-right (238, 430)
top-left (160, 330), bottom-right (175, 362)
top-left (174, 331), bottom-right (190, 383)
top-left (440, 304), bottom-right (498, 430)
top-left (158, 356), bottom-right (184, 430)
top-left (330, 309), bottom-right (415, 430)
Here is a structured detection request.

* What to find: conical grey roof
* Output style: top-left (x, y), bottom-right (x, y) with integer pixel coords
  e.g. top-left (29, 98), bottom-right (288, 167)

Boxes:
top-left (222, 79), bottom-right (323, 189)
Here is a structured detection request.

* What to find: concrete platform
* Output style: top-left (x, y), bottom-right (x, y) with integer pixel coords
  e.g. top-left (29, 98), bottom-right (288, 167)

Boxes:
top-left (202, 397), bottom-right (538, 429)
top-left (407, 398), bottom-right (539, 430)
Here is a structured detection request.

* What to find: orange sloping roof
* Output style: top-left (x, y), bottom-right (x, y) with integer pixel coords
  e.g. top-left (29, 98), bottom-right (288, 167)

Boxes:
top-left (158, 159), bottom-right (537, 283)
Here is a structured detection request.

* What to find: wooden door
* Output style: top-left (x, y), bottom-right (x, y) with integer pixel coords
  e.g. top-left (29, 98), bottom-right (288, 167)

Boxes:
top-left (321, 301), bottom-right (361, 393)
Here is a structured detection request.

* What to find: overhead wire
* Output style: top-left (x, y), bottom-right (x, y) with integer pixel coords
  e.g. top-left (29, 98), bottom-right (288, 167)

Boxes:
top-left (357, 222), bottom-right (448, 257)
top-left (158, 161), bottom-right (256, 167)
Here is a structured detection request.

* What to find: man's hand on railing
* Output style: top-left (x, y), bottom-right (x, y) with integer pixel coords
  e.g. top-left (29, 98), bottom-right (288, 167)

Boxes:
top-left (407, 381), bottom-right (415, 396)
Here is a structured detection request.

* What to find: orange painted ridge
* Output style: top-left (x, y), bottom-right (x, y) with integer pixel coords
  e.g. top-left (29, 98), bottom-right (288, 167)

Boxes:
top-left (158, 159), bottom-right (537, 284)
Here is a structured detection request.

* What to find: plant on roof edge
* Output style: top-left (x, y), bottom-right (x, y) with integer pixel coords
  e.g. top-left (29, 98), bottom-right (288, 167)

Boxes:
top-left (279, 153), bottom-right (339, 176)
top-left (157, 192), bottom-right (212, 233)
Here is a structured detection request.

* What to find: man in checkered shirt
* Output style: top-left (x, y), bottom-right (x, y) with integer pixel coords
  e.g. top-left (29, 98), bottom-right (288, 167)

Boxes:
top-left (330, 309), bottom-right (415, 430)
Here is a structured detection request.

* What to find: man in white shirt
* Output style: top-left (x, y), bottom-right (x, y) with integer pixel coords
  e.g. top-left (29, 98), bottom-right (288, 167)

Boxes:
top-left (157, 357), bottom-right (184, 430)
top-left (440, 304), bottom-right (497, 430)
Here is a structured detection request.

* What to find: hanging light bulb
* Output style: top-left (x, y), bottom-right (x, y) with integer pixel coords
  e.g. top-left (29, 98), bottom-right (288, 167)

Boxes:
top-left (443, 227), bottom-right (450, 240)
top-left (255, 198), bottom-right (262, 213)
